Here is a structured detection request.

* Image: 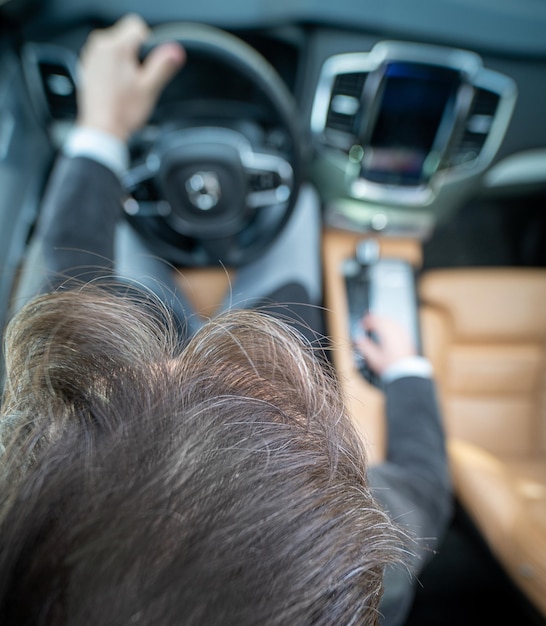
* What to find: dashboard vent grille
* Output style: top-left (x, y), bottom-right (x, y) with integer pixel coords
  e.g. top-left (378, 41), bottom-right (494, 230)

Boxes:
top-left (449, 87), bottom-right (500, 167)
top-left (37, 61), bottom-right (77, 120)
top-left (325, 72), bottom-right (367, 135)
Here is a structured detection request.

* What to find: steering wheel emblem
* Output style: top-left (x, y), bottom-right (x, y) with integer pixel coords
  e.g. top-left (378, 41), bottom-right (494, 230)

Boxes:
top-left (185, 171), bottom-right (221, 211)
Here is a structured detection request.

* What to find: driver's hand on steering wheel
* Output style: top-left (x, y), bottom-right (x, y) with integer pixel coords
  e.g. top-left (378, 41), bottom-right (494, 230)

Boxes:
top-left (77, 14), bottom-right (186, 142)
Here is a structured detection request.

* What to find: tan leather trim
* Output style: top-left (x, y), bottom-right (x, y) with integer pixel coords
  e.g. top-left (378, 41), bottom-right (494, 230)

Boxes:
top-left (173, 267), bottom-right (235, 319)
top-left (422, 269), bottom-right (546, 617)
top-left (323, 228), bottom-right (423, 268)
top-left (449, 439), bottom-right (519, 547)
top-left (450, 439), bottom-right (546, 617)
top-left (420, 270), bottom-right (546, 456)
top-left (420, 268), bottom-right (546, 340)
top-left (446, 344), bottom-right (542, 394)
top-left (445, 396), bottom-right (535, 456)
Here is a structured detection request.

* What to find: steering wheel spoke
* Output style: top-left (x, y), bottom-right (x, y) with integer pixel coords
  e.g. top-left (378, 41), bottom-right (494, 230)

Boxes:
top-left (122, 156), bottom-right (160, 192)
top-left (123, 198), bottom-right (172, 218)
top-left (243, 151), bottom-right (293, 210)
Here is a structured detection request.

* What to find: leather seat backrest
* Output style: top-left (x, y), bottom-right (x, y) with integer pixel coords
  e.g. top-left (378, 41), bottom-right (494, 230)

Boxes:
top-left (419, 268), bottom-right (546, 459)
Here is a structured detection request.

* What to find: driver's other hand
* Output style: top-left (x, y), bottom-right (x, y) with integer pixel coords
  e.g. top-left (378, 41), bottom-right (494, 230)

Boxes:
top-left (355, 314), bottom-right (417, 376)
top-left (77, 14), bottom-right (185, 142)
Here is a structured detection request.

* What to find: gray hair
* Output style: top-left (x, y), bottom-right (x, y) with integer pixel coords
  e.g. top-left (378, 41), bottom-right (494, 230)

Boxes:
top-left (0, 286), bottom-right (408, 625)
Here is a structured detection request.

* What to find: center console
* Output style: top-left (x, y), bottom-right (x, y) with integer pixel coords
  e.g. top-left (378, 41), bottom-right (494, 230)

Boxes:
top-left (310, 41), bottom-right (516, 237)
top-left (343, 239), bottom-right (422, 387)
top-left (322, 229), bottom-right (423, 464)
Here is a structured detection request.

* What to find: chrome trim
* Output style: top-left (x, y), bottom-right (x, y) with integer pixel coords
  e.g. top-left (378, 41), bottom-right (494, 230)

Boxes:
top-left (325, 198), bottom-right (435, 239)
top-left (311, 41), bottom-right (517, 213)
top-left (484, 149), bottom-right (546, 188)
top-left (240, 150), bottom-right (293, 209)
top-left (464, 68), bottom-right (518, 174)
top-left (350, 178), bottom-right (435, 207)
top-left (311, 42), bottom-right (482, 137)
top-left (310, 52), bottom-right (377, 135)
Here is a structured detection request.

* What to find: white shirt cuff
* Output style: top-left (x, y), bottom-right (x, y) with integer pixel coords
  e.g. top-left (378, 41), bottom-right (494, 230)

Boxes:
top-left (381, 355), bottom-right (433, 384)
top-left (63, 126), bottom-right (129, 179)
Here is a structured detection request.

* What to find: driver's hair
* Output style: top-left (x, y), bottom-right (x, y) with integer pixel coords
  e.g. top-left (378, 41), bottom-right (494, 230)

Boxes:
top-left (0, 286), bottom-right (408, 626)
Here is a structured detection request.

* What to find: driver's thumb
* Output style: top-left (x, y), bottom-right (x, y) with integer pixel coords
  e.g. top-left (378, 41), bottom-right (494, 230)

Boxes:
top-left (141, 43), bottom-right (186, 97)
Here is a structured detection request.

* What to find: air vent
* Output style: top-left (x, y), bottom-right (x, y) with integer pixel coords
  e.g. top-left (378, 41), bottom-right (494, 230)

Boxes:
top-left (325, 72), bottom-right (367, 135)
top-left (37, 61), bottom-right (78, 120)
top-left (449, 87), bottom-right (500, 167)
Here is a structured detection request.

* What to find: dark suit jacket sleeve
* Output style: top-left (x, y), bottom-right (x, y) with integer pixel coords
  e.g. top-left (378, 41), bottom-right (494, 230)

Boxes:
top-left (370, 376), bottom-right (453, 626)
top-left (35, 155), bottom-right (124, 292)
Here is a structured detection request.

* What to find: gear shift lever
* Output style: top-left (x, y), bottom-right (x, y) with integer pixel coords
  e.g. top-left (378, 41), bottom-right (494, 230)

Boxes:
top-left (343, 238), bottom-right (382, 387)
top-left (344, 238), bottom-right (422, 387)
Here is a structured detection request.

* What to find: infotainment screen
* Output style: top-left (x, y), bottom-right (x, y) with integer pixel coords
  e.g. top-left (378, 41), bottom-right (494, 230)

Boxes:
top-left (361, 62), bottom-right (461, 186)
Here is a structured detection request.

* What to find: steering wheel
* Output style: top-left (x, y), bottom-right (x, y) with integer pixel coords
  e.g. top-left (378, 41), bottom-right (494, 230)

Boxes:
top-left (122, 22), bottom-right (303, 267)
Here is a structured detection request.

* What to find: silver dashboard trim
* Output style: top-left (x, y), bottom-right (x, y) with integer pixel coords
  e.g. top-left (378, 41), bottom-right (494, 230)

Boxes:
top-left (484, 149), bottom-right (546, 188)
top-left (310, 41), bottom-right (517, 215)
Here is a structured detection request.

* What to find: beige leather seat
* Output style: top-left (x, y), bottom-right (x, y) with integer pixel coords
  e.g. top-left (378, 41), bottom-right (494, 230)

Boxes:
top-left (419, 268), bottom-right (546, 618)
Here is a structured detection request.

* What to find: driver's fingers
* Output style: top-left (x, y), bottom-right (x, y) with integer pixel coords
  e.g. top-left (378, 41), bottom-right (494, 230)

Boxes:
top-left (355, 334), bottom-right (384, 375)
top-left (81, 14), bottom-right (149, 69)
top-left (111, 13), bottom-right (150, 47)
top-left (140, 43), bottom-right (186, 97)
top-left (362, 313), bottom-right (391, 337)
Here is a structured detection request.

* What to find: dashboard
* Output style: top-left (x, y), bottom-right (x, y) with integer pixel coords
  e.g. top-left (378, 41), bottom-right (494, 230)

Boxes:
top-left (0, 0), bottom-right (545, 322)
top-left (9, 0), bottom-right (545, 243)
